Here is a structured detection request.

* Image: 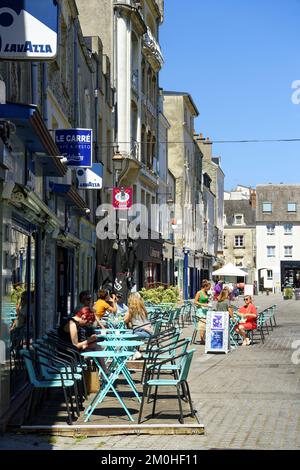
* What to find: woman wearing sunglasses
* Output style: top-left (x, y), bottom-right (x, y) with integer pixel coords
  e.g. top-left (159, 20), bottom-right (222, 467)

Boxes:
top-left (235, 296), bottom-right (257, 346)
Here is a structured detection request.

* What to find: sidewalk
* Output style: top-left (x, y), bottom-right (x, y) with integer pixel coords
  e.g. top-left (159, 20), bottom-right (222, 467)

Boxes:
top-left (1, 293), bottom-right (300, 450)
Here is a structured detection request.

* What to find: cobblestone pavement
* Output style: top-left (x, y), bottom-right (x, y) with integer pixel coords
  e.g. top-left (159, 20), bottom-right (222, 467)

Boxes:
top-left (1, 294), bottom-right (300, 450)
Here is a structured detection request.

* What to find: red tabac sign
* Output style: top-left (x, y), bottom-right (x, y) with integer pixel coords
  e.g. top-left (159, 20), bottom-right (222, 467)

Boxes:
top-left (112, 187), bottom-right (133, 210)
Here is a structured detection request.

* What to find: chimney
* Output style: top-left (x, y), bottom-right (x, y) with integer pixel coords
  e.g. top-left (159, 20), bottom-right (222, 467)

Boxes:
top-left (250, 189), bottom-right (256, 208)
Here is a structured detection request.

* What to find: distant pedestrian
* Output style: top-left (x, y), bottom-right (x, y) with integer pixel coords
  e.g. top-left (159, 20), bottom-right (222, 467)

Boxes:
top-left (194, 280), bottom-right (211, 344)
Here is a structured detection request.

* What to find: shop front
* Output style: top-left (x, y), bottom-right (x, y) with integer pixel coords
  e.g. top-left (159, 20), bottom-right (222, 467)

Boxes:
top-left (136, 239), bottom-right (163, 290)
top-left (0, 103), bottom-right (67, 427)
top-left (281, 261), bottom-right (300, 289)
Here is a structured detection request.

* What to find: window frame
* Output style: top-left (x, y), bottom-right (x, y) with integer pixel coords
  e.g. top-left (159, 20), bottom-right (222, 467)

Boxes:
top-left (234, 235), bottom-right (244, 247)
top-left (266, 224), bottom-right (275, 235)
top-left (267, 245), bottom-right (275, 257)
top-left (287, 202), bottom-right (297, 213)
top-left (284, 245), bottom-right (293, 258)
top-left (267, 269), bottom-right (273, 280)
top-left (284, 223), bottom-right (293, 235)
top-left (262, 202), bottom-right (272, 213)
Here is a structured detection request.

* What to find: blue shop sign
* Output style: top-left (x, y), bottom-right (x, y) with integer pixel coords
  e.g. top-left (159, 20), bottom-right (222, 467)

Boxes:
top-left (0, 0), bottom-right (58, 60)
top-left (76, 163), bottom-right (103, 189)
top-left (55, 129), bottom-right (93, 168)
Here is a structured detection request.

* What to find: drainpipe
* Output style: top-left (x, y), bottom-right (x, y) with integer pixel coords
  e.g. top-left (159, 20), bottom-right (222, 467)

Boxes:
top-left (42, 63), bottom-right (48, 125)
top-left (31, 63), bottom-right (38, 105)
top-left (74, 18), bottom-right (78, 127)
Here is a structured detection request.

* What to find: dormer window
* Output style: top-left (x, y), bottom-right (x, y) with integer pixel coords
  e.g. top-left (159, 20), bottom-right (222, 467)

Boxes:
top-left (234, 214), bottom-right (244, 225)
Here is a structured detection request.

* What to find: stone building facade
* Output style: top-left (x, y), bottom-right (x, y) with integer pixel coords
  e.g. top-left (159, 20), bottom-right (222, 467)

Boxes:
top-left (163, 92), bottom-right (203, 297)
top-left (223, 197), bottom-right (256, 285)
top-left (76, 0), bottom-right (166, 291)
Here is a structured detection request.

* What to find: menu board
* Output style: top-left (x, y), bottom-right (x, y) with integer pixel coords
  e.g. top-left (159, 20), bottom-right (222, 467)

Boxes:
top-left (205, 311), bottom-right (230, 354)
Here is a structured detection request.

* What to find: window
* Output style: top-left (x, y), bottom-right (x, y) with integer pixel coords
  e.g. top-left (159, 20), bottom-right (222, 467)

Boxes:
top-left (267, 270), bottom-right (273, 280)
top-left (235, 257), bottom-right (243, 267)
top-left (284, 246), bottom-right (293, 257)
top-left (284, 223), bottom-right (293, 235)
top-left (287, 202), bottom-right (297, 212)
top-left (234, 214), bottom-right (243, 225)
top-left (267, 246), bottom-right (275, 257)
top-left (263, 202), bottom-right (272, 213)
top-left (235, 235), bottom-right (244, 247)
top-left (267, 224), bottom-right (275, 235)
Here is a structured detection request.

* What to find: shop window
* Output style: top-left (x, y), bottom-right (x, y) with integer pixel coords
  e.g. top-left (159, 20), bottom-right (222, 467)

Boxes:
top-left (1, 224), bottom-right (36, 401)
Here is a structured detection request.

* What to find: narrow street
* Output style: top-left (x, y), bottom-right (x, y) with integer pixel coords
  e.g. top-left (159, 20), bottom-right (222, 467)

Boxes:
top-left (1, 293), bottom-right (299, 450)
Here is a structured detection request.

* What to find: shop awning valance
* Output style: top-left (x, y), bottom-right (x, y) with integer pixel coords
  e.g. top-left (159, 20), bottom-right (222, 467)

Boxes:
top-left (0, 103), bottom-right (67, 177)
top-left (49, 182), bottom-right (89, 213)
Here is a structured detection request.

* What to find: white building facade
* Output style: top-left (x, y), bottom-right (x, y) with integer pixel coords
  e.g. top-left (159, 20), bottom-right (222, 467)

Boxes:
top-left (256, 184), bottom-right (300, 292)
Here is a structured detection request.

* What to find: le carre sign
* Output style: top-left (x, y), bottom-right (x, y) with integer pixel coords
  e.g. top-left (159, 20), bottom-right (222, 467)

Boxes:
top-left (0, 0), bottom-right (58, 60)
top-left (55, 129), bottom-right (93, 168)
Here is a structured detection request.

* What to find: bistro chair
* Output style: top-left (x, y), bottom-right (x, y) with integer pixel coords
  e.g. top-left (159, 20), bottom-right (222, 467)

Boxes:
top-left (20, 349), bottom-right (78, 425)
top-left (138, 349), bottom-right (199, 424)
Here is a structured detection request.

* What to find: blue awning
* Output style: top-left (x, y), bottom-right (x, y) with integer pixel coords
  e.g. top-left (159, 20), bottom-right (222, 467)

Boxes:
top-left (49, 182), bottom-right (89, 213)
top-left (0, 103), bottom-right (67, 177)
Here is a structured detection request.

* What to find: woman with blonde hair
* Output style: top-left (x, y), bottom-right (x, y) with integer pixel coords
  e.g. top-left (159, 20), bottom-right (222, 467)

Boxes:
top-left (216, 287), bottom-right (234, 319)
top-left (124, 293), bottom-right (153, 339)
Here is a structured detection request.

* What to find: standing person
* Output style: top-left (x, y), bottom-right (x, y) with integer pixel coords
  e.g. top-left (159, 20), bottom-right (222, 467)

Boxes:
top-left (93, 289), bottom-right (117, 324)
top-left (216, 288), bottom-right (234, 319)
top-left (194, 280), bottom-right (211, 344)
top-left (213, 280), bottom-right (223, 300)
top-left (235, 295), bottom-right (257, 346)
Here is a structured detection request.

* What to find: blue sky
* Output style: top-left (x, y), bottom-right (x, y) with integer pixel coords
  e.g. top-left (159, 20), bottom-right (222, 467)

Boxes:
top-left (160, 0), bottom-right (300, 190)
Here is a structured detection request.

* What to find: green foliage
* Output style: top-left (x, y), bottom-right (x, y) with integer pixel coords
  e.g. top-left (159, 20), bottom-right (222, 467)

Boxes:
top-left (10, 286), bottom-right (25, 305)
top-left (283, 287), bottom-right (293, 300)
top-left (140, 286), bottom-right (180, 305)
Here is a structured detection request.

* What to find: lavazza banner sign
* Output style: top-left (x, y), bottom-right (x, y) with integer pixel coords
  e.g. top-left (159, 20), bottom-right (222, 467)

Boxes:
top-left (0, 0), bottom-right (58, 60)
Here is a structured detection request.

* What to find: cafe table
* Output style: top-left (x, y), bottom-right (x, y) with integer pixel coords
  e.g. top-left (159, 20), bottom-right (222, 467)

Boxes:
top-left (97, 339), bottom-right (144, 400)
top-left (81, 350), bottom-right (135, 422)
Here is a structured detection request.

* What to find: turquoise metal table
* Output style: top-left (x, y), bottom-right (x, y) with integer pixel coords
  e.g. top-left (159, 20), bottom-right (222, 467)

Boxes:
top-left (81, 350), bottom-right (135, 422)
top-left (97, 339), bottom-right (144, 400)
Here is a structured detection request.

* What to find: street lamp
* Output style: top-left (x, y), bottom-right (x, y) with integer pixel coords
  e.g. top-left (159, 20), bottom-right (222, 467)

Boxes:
top-left (183, 246), bottom-right (190, 301)
top-left (112, 147), bottom-right (125, 185)
top-left (112, 147), bottom-right (125, 291)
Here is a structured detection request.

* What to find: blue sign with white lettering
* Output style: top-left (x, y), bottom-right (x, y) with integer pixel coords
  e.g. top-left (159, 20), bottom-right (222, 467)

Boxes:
top-left (55, 129), bottom-right (93, 168)
top-left (0, 0), bottom-right (58, 60)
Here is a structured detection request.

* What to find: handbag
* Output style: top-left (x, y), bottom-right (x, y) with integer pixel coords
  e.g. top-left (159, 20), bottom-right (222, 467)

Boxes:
top-left (84, 369), bottom-right (101, 394)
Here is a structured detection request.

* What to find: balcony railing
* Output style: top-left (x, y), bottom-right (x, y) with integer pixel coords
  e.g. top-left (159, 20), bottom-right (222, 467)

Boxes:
top-left (142, 26), bottom-right (164, 68)
top-left (131, 70), bottom-right (139, 95)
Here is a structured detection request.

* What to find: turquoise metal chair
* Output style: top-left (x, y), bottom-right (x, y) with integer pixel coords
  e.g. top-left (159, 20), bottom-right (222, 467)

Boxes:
top-left (20, 349), bottom-right (77, 425)
top-left (138, 349), bottom-right (199, 424)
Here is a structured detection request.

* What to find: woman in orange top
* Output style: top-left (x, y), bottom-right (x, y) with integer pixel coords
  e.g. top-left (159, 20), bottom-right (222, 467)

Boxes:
top-left (235, 295), bottom-right (257, 346)
top-left (93, 289), bottom-right (117, 324)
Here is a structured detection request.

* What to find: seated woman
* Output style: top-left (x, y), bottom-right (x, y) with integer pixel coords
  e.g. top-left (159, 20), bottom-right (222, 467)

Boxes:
top-left (93, 289), bottom-right (117, 326)
top-left (194, 280), bottom-right (211, 344)
top-left (216, 287), bottom-right (234, 319)
top-left (124, 293), bottom-right (153, 339)
top-left (58, 307), bottom-right (99, 351)
top-left (235, 295), bottom-right (257, 346)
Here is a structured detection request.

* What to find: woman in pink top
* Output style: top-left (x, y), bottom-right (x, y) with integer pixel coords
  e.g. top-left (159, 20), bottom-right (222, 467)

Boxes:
top-left (235, 296), bottom-right (257, 346)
